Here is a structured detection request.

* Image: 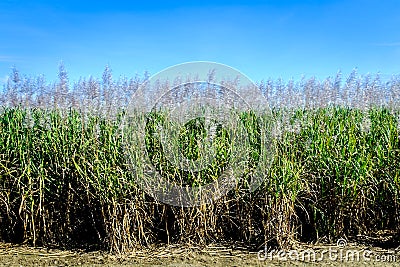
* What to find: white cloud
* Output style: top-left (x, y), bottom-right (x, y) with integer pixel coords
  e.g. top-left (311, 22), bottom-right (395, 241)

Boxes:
top-left (0, 55), bottom-right (14, 62)
top-left (372, 42), bottom-right (400, 47)
top-left (0, 55), bottom-right (23, 63)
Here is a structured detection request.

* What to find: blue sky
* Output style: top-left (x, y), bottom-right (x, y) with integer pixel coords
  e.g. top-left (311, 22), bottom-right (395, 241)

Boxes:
top-left (1, 0), bottom-right (400, 85)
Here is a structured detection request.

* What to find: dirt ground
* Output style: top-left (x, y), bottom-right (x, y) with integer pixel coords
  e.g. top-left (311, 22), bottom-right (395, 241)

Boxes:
top-left (0, 242), bottom-right (399, 266)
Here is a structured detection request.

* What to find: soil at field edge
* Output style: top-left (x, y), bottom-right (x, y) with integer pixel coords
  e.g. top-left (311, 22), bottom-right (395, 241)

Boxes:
top-left (0, 242), bottom-right (399, 266)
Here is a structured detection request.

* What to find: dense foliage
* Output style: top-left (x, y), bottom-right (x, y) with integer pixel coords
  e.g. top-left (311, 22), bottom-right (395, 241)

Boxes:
top-left (0, 65), bottom-right (399, 251)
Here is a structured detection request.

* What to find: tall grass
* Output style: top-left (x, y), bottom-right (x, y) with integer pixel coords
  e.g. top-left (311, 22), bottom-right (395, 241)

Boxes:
top-left (0, 66), bottom-right (400, 251)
